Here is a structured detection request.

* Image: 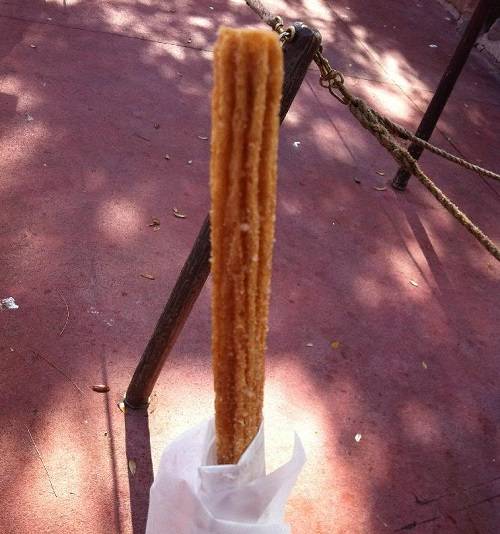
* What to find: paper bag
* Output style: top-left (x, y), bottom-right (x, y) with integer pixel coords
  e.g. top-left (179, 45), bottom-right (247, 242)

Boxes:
top-left (146, 418), bottom-right (305, 533)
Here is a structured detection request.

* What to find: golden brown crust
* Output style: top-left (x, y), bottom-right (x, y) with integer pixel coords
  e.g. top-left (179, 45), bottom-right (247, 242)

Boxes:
top-left (210, 27), bottom-right (283, 465)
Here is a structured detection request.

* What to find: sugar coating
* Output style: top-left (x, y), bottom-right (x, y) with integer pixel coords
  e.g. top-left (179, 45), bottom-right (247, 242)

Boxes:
top-left (210, 27), bottom-right (283, 465)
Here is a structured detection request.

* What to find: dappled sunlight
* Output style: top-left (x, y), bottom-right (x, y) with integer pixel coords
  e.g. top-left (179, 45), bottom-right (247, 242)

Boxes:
top-left (350, 24), bottom-right (367, 41)
top-left (265, 358), bottom-right (378, 530)
top-left (97, 198), bottom-right (144, 243)
top-left (84, 168), bottom-right (108, 192)
top-left (10, 230), bottom-right (64, 272)
top-left (147, 362), bottom-right (213, 471)
top-left (188, 15), bottom-right (214, 31)
top-left (309, 115), bottom-right (358, 166)
top-left (282, 107), bottom-right (302, 127)
top-left (264, 359), bottom-right (332, 471)
top-left (379, 51), bottom-right (429, 99)
top-left (280, 197), bottom-right (302, 216)
top-left (351, 275), bottom-right (384, 308)
top-left (364, 81), bottom-right (414, 122)
top-left (400, 401), bottom-right (442, 446)
top-left (144, 40), bottom-right (187, 64)
top-left (2, 1), bottom-right (499, 533)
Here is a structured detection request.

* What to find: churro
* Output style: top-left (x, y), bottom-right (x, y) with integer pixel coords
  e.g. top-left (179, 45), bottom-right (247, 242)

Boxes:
top-left (210, 27), bottom-right (283, 465)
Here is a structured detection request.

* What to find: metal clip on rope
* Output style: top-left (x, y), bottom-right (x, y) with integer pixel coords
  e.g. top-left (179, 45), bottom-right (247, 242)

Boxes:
top-left (270, 16), bottom-right (296, 44)
top-left (314, 48), bottom-right (348, 104)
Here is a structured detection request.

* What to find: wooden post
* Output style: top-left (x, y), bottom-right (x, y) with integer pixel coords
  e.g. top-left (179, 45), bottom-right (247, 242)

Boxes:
top-left (125, 23), bottom-right (322, 408)
top-left (391, 0), bottom-right (494, 191)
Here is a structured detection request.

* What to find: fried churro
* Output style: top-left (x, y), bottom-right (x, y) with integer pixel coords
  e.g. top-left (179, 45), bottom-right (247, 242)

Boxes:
top-left (210, 27), bottom-right (283, 465)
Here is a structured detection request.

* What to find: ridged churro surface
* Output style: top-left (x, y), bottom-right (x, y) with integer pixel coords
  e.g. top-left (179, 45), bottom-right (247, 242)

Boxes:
top-left (210, 27), bottom-right (283, 465)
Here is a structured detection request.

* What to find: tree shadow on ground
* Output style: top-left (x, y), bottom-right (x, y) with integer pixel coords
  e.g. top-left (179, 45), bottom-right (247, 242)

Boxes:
top-left (1, 1), bottom-right (499, 533)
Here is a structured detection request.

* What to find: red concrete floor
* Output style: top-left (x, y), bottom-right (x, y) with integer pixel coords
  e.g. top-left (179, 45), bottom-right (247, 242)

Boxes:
top-left (1, 0), bottom-right (499, 533)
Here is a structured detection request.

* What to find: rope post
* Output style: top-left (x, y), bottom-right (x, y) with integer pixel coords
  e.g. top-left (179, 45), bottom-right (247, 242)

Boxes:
top-left (392, 0), bottom-right (495, 191)
top-left (124, 22), bottom-right (322, 409)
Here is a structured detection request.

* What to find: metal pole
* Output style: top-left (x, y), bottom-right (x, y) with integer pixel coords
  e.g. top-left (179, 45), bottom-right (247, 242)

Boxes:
top-left (392, 0), bottom-right (494, 191)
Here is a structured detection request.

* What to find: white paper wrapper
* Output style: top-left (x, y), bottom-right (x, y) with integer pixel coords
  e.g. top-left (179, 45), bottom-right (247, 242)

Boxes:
top-left (146, 418), bottom-right (305, 534)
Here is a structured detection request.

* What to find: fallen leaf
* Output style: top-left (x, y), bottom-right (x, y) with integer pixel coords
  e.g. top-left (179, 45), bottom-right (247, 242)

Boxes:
top-left (330, 340), bottom-right (341, 350)
top-left (409, 280), bottom-right (419, 287)
top-left (429, 44), bottom-right (438, 48)
top-left (209, 6), bottom-right (214, 9)
top-left (172, 208), bottom-right (187, 219)
top-left (140, 273), bottom-right (155, 280)
top-left (187, 160), bottom-right (193, 165)
top-left (376, 170), bottom-right (385, 176)
top-left (25, 113), bottom-right (34, 122)
top-left (187, 38), bottom-right (192, 43)
top-left (422, 361), bottom-right (428, 369)
top-left (164, 154), bottom-right (170, 160)
top-left (153, 123), bottom-right (160, 129)
top-left (197, 135), bottom-right (208, 140)
top-left (92, 384), bottom-right (110, 393)
top-left (118, 401), bottom-right (127, 413)
top-left (128, 459), bottom-right (137, 476)
top-left (353, 177), bottom-right (361, 184)
top-left (30, 43), bottom-right (37, 49)
top-left (355, 433), bottom-right (362, 442)
top-left (306, 342), bottom-right (314, 347)
top-left (293, 141), bottom-right (301, 148)
top-left (374, 186), bottom-right (387, 191)
top-left (148, 218), bottom-right (160, 228)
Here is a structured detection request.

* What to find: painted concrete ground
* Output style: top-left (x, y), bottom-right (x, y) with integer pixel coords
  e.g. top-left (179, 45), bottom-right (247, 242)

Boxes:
top-left (1, 1), bottom-right (499, 532)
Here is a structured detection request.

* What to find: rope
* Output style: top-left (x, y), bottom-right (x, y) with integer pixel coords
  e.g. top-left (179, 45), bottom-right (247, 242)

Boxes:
top-left (345, 95), bottom-right (500, 260)
top-left (244, 0), bottom-right (500, 261)
top-left (245, 0), bottom-right (274, 26)
top-left (315, 52), bottom-right (500, 183)
top-left (368, 106), bottom-right (500, 183)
